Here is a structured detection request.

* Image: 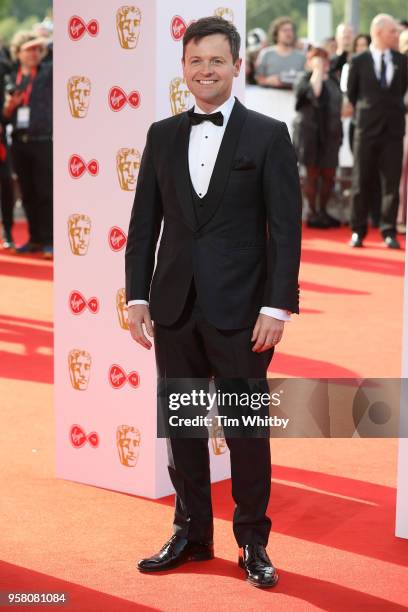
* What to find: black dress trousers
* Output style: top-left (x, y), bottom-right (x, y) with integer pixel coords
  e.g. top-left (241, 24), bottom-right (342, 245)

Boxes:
top-left (154, 280), bottom-right (274, 546)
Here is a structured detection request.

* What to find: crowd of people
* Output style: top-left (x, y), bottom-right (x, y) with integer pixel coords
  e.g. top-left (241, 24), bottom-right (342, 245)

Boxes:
top-left (0, 20), bottom-right (53, 258)
top-left (247, 13), bottom-right (408, 248)
top-left (0, 13), bottom-right (407, 254)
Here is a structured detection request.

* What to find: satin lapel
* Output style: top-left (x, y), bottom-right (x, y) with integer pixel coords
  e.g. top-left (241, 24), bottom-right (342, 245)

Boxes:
top-left (172, 112), bottom-right (197, 231)
top-left (196, 98), bottom-right (248, 230)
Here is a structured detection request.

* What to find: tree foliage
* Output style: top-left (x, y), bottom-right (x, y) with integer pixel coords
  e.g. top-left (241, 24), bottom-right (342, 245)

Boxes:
top-left (0, 0), bottom-right (50, 43)
top-left (247, 0), bottom-right (408, 39)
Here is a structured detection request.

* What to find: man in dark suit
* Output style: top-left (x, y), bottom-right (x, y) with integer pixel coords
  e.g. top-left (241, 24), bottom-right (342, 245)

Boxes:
top-left (125, 17), bottom-right (302, 589)
top-left (347, 13), bottom-right (408, 249)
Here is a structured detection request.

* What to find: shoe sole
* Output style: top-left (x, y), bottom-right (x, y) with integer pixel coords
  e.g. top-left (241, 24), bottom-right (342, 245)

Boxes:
top-left (137, 552), bottom-right (214, 573)
top-left (238, 557), bottom-right (279, 589)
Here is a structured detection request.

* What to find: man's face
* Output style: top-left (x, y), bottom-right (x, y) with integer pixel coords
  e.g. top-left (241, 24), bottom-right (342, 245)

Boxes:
top-left (69, 216), bottom-right (91, 255)
top-left (378, 19), bottom-right (400, 50)
top-left (18, 45), bottom-right (43, 69)
top-left (336, 24), bottom-right (354, 51)
top-left (117, 7), bottom-right (141, 49)
top-left (277, 23), bottom-right (295, 47)
top-left (183, 34), bottom-right (241, 111)
top-left (117, 426), bottom-right (141, 466)
top-left (69, 351), bottom-right (91, 390)
top-left (117, 149), bottom-right (140, 190)
top-left (68, 78), bottom-right (91, 118)
top-left (170, 78), bottom-right (190, 115)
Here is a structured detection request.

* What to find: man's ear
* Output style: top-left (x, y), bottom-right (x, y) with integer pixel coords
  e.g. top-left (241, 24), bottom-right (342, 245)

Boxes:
top-left (234, 57), bottom-right (242, 77)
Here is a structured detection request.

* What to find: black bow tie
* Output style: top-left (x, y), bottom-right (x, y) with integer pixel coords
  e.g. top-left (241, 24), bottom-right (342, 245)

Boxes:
top-left (188, 109), bottom-right (224, 126)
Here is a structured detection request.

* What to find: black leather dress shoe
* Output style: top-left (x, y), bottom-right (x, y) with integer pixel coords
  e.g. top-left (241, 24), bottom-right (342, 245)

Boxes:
top-left (239, 544), bottom-right (279, 588)
top-left (137, 535), bottom-right (214, 572)
top-left (349, 232), bottom-right (363, 248)
top-left (384, 236), bottom-right (400, 249)
top-left (321, 211), bottom-right (341, 228)
top-left (306, 212), bottom-right (331, 229)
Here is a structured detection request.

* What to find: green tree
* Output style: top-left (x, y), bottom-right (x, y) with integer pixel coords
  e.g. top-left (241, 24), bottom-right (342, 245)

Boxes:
top-left (247, 0), bottom-right (408, 40)
top-left (7, 0), bottom-right (50, 21)
top-left (0, 15), bottom-right (38, 44)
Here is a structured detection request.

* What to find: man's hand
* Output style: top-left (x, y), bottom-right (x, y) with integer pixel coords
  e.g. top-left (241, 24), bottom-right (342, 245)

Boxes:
top-left (251, 314), bottom-right (285, 352)
top-left (265, 74), bottom-right (283, 88)
top-left (128, 304), bottom-right (154, 349)
top-left (3, 91), bottom-right (24, 119)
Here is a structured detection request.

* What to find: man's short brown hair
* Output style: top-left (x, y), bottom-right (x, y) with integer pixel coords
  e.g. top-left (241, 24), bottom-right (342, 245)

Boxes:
top-left (183, 16), bottom-right (241, 63)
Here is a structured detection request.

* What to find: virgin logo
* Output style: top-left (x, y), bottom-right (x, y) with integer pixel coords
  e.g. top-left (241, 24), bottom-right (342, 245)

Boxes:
top-left (70, 424), bottom-right (99, 448)
top-left (170, 15), bottom-right (187, 41)
top-left (108, 227), bottom-right (127, 251)
top-left (108, 87), bottom-right (140, 111)
top-left (68, 15), bottom-right (99, 41)
top-left (109, 365), bottom-right (140, 389)
top-left (69, 154), bottom-right (99, 178)
top-left (69, 291), bottom-right (99, 315)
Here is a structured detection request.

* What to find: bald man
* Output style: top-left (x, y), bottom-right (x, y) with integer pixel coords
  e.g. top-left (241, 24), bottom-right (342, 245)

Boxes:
top-left (347, 14), bottom-right (408, 249)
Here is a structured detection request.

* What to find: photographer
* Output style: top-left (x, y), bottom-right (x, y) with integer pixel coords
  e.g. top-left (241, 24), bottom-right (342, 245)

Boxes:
top-left (3, 31), bottom-right (53, 258)
top-left (0, 45), bottom-right (15, 250)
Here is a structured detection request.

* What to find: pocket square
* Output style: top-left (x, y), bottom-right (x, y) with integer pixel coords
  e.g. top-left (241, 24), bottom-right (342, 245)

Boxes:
top-left (232, 156), bottom-right (257, 171)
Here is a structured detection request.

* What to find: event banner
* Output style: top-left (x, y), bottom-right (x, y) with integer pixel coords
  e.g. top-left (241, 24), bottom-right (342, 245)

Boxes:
top-left (54, 0), bottom-right (246, 498)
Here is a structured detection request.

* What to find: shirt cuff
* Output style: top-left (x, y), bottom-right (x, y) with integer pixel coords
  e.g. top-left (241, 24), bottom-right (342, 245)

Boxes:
top-left (260, 307), bottom-right (291, 321)
top-left (128, 299), bottom-right (149, 306)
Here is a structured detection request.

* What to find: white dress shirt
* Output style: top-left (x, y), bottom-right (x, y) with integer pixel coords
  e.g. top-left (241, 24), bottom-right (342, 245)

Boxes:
top-left (129, 93), bottom-right (291, 322)
top-left (369, 44), bottom-right (394, 86)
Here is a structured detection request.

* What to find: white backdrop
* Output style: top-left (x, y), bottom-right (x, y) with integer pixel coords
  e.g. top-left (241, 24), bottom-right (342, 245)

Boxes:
top-left (54, 0), bottom-right (245, 498)
top-left (396, 202), bottom-right (408, 538)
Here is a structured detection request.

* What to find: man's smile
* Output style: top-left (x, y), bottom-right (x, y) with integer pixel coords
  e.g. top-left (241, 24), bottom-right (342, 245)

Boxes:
top-left (196, 79), bottom-right (218, 85)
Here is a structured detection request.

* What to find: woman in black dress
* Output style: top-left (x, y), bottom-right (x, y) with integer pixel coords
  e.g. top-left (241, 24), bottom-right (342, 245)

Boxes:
top-left (293, 47), bottom-right (343, 228)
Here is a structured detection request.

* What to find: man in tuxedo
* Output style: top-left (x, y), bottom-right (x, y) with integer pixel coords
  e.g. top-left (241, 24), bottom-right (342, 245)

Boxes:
top-left (125, 17), bottom-right (301, 588)
top-left (347, 14), bottom-right (408, 249)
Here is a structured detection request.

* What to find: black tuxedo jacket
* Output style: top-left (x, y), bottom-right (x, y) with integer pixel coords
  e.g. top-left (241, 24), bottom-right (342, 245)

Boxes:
top-left (125, 98), bottom-right (302, 330)
top-left (347, 50), bottom-right (408, 139)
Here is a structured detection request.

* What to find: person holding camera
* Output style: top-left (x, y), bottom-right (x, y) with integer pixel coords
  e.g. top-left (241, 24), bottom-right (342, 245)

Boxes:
top-left (2, 31), bottom-right (53, 258)
top-left (0, 45), bottom-right (15, 250)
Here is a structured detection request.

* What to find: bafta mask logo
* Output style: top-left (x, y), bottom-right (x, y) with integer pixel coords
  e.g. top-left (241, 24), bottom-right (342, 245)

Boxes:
top-left (117, 425), bottom-right (141, 466)
top-left (109, 86), bottom-right (140, 111)
top-left (68, 154), bottom-right (99, 179)
top-left (69, 291), bottom-right (99, 315)
top-left (169, 77), bottom-right (190, 116)
top-left (70, 424), bottom-right (99, 448)
top-left (108, 226), bottom-right (127, 251)
top-left (116, 148), bottom-right (140, 191)
top-left (68, 15), bottom-right (99, 41)
top-left (68, 349), bottom-right (92, 390)
top-left (170, 15), bottom-right (187, 41)
top-left (211, 423), bottom-right (227, 455)
top-left (116, 6), bottom-right (141, 49)
top-left (116, 288), bottom-right (129, 330)
top-left (67, 76), bottom-right (91, 118)
top-left (68, 214), bottom-right (91, 256)
top-left (214, 7), bottom-right (234, 22)
top-left (109, 364), bottom-right (140, 389)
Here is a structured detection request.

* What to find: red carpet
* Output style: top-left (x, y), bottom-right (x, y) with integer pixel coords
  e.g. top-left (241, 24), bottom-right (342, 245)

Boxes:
top-left (1, 220), bottom-right (407, 610)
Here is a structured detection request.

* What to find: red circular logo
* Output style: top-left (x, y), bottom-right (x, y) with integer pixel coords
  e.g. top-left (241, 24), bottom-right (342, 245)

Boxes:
top-left (170, 15), bottom-right (187, 41)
